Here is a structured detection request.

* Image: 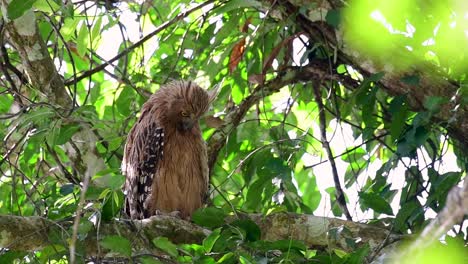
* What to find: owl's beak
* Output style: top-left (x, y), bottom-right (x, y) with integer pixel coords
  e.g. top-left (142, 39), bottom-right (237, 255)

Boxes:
top-left (179, 113), bottom-right (196, 131)
top-left (181, 119), bottom-right (195, 130)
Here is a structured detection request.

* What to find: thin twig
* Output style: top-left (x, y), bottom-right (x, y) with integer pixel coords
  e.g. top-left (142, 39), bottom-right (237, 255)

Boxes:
top-left (64, 0), bottom-right (217, 86)
top-left (312, 80), bottom-right (352, 220)
top-left (69, 171), bottom-right (91, 264)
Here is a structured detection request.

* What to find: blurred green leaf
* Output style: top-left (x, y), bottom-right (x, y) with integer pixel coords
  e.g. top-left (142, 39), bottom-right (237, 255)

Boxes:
top-left (326, 9), bottom-right (341, 28)
top-left (56, 123), bottom-right (81, 145)
top-left (0, 251), bottom-right (26, 263)
top-left (116, 86), bottom-right (136, 116)
top-left (214, 0), bottom-right (262, 14)
top-left (231, 219), bottom-right (261, 242)
top-left (192, 207), bottom-right (226, 228)
top-left (7, 0), bottom-right (36, 19)
top-left (359, 192), bottom-right (393, 215)
top-left (152, 237), bottom-right (178, 257)
top-left (389, 95), bottom-right (409, 140)
top-left (203, 228), bottom-right (221, 253)
top-left (400, 75), bottom-right (420, 86)
top-left (100, 235), bottom-right (132, 257)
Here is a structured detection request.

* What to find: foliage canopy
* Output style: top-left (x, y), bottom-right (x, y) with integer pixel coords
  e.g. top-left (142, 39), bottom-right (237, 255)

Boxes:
top-left (0, 0), bottom-right (466, 263)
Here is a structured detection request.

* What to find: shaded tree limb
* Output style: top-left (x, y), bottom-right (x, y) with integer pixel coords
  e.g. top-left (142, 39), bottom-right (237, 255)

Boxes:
top-left (0, 2), bottom-right (109, 184)
top-left (271, 0), bottom-right (468, 153)
top-left (406, 177), bottom-right (468, 252)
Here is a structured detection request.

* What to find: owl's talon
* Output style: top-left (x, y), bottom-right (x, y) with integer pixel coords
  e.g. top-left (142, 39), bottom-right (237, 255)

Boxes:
top-left (154, 210), bottom-right (181, 218)
top-left (168, 210), bottom-right (181, 218)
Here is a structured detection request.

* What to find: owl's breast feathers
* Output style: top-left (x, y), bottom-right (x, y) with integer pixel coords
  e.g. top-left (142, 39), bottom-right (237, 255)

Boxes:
top-left (122, 80), bottom-right (211, 220)
top-left (123, 120), bottom-right (209, 220)
top-left (146, 126), bottom-right (208, 219)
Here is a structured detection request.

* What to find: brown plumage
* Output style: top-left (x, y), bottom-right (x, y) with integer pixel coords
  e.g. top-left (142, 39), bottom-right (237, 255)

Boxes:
top-left (122, 80), bottom-right (215, 219)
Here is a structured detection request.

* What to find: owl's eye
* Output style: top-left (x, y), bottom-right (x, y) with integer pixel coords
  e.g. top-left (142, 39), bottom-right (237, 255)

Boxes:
top-left (181, 111), bottom-right (189, 117)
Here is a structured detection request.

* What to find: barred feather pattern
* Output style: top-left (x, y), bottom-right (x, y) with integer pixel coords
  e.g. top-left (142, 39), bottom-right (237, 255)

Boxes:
top-left (123, 118), bottom-right (164, 219)
top-left (137, 125), bottom-right (164, 210)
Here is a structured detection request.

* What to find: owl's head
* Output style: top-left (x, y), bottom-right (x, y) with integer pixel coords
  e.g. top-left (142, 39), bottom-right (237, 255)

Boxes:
top-left (157, 80), bottom-right (217, 132)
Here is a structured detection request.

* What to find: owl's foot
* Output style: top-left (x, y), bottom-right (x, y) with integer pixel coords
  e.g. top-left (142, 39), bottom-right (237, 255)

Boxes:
top-left (154, 209), bottom-right (181, 218)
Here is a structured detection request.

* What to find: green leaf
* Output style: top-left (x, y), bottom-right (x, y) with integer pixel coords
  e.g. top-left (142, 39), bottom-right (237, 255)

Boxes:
top-left (139, 256), bottom-right (163, 264)
top-left (341, 148), bottom-right (366, 163)
top-left (389, 95), bottom-right (409, 140)
top-left (60, 183), bottom-right (75, 196)
top-left (46, 120), bottom-right (62, 146)
top-left (195, 256), bottom-right (216, 264)
top-left (326, 187), bottom-right (343, 216)
top-left (33, 0), bottom-right (61, 13)
top-left (0, 94), bottom-right (13, 113)
top-left (91, 16), bottom-right (103, 46)
top-left (239, 255), bottom-right (254, 264)
top-left (102, 190), bottom-right (123, 221)
top-left (116, 86), bottom-right (136, 116)
top-left (152, 237), bottom-right (178, 257)
top-left (231, 219), bottom-right (261, 242)
top-left (423, 96), bottom-right (447, 112)
top-left (56, 123), bottom-right (81, 145)
top-left (192, 207), bottom-right (226, 228)
top-left (326, 9), bottom-right (341, 28)
top-left (367, 72), bottom-right (385, 82)
top-left (203, 228), bottom-right (221, 253)
top-left (0, 251), bottom-right (26, 263)
top-left (77, 219), bottom-right (93, 240)
top-left (100, 235), bottom-right (132, 257)
top-left (359, 192), bottom-right (393, 215)
top-left (7, 0), bottom-right (37, 19)
top-left (108, 173), bottom-right (125, 191)
top-left (61, 17), bottom-right (82, 41)
top-left (76, 23), bottom-right (89, 57)
top-left (347, 244), bottom-right (370, 264)
top-left (252, 239), bottom-right (307, 252)
top-left (214, 0), bottom-right (262, 14)
top-left (218, 252), bottom-right (236, 263)
top-left (400, 75), bottom-right (420, 85)
top-left (394, 200), bottom-right (421, 232)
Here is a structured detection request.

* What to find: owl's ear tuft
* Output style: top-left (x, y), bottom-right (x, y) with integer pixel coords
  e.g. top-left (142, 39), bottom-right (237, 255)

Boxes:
top-left (207, 79), bottom-right (223, 105)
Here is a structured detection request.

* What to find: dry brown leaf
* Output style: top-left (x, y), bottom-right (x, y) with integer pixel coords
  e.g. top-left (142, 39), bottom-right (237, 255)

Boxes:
top-left (228, 38), bottom-right (246, 74)
top-left (228, 17), bottom-right (252, 74)
top-left (241, 17), bottom-right (252, 33)
top-left (262, 32), bottom-right (304, 74)
top-left (67, 41), bottom-right (89, 61)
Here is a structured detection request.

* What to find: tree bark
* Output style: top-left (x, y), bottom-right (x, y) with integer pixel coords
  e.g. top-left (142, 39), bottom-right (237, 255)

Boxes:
top-left (0, 1), bottom-right (108, 185)
top-left (0, 213), bottom-right (401, 259)
top-left (268, 0), bottom-right (467, 152)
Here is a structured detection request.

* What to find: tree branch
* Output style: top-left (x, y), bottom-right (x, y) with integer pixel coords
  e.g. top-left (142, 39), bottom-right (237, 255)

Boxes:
top-left (271, 0), bottom-right (468, 153)
top-left (64, 0), bottom-right (217, 86)
top-left (312, 80), bottom-right (352, 220)
top-left (0, 213), bottom-right (402, 258)
top-left (207, 62), bottom-right (356, 171)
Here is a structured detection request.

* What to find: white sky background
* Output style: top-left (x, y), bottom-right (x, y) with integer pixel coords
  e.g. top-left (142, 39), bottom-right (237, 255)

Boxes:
top-left (92, 2), bottom-right (462, 224)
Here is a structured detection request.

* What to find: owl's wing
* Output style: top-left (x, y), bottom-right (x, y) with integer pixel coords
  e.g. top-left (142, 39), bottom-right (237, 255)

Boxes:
top-left (122, 111), bottom-right (164, 219)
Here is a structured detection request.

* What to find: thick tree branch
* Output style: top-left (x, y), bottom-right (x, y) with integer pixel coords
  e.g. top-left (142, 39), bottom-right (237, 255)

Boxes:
top-left (0, 5), bottom-right (70, 107)
top-left (271, 0), bottom-right (468, 153)
top-left (406, 177), bottom-right (468, 252)
top-left (0, 213), bottom-right (401, 258)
